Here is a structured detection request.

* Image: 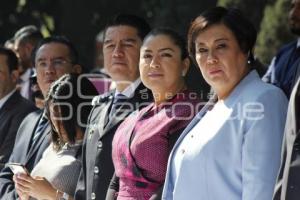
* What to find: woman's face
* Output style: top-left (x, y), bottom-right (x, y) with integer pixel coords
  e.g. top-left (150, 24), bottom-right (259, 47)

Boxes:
top-left (194, 23), bottom-right (249, 99)
top-left (139, 34), bottom-right (189, 97)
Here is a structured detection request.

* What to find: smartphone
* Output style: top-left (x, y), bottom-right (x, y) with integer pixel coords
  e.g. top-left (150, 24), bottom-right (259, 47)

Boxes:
top-left (7, 163), bottom-right (29, 175)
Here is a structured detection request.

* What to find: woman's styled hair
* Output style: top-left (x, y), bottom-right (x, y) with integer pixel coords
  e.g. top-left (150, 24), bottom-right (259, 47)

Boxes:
top-left (143, 27), bottom-right (189, 60)
top-left (45, 73), bottom-right (98, 150)
top-left (188, 6), bottom-right (257, 65)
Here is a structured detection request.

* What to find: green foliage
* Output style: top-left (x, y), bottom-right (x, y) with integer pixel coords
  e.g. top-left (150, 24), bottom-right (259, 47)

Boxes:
top-left (256, 0), bottom-right (294, 65)
top-left (218, 0), bottom-right (240, 7)
top-left (217, 0), bottom-right (271, 30)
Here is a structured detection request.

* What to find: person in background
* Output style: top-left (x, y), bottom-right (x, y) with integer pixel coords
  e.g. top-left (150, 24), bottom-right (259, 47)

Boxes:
top-left (263, 0), bottom-right (300, 98)
top-left (4, 38), bottom-right (16, 52)
top-left (0, 47), bottom-right (37, 170)
top-left (13, 25), bottom-right (43, 100)
top-left (162, 7), bottom-right (288, 200)
top-left (74, 14), bottom-right (153, 200)
top-left (14, 73), bottom-right (98, 200)
top-left (106, 28), bottom-right (202, 200)
top-left (29, 72), bottom-right (45, 109)
top-left (88, 29), bottom-right (114, 95)
top-left (0, 36), bottom-right (82, 200)
top-left (273, 77), bottom-right (300, 200)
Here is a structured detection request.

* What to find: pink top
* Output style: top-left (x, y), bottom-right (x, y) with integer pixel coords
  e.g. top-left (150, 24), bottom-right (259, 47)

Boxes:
top-left (112, 90), bottom-right (201, 199)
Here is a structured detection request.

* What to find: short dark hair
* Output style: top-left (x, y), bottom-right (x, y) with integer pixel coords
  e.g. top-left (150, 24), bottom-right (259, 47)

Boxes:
top-left (188, 7), bottom-right (257, 64)
top-left (14, 25), bottom-right (43, 47)
top-left (31, 36), bottom-right (79, 66)
top-left (0, 47), bottom-right (19, 73)
top-left (104, 14), bottom-right (151, 41)
top-left (144, 27), bottom-right (189, 60)
top-left (45, 73), bottom-right (98, 151)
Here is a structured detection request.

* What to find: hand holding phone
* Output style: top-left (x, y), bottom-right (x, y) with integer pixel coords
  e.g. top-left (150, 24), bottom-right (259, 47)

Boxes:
top-left (7, 163), bottom-right (29, 175)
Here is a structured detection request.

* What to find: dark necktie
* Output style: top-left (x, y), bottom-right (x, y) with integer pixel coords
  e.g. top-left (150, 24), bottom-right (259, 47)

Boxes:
top-left (109, 93), bottom-right (127, 120)
top-left (30, 115), bottom-right (48, 151)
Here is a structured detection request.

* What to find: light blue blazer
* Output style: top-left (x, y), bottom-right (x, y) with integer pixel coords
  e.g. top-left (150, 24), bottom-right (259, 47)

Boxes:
top-left (162, 70), bottom-right (288, 200)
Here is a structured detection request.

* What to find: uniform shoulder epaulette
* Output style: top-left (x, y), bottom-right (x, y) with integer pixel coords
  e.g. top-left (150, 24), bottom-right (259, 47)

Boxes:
top-left (92, 91), bottom-right (114, 106)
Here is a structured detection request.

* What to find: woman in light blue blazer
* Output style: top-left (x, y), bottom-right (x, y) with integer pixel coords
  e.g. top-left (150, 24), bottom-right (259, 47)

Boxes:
top-left (162, 7), bottom-right (288, 200)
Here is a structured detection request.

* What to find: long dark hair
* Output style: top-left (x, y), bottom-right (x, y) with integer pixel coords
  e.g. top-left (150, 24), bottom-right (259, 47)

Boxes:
top-left (45, 73), bottom-right (98, 151)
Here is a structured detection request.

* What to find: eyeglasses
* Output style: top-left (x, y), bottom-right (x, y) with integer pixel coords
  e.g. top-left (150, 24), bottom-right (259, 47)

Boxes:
top-left (36, 58), bottom-right (73, 69)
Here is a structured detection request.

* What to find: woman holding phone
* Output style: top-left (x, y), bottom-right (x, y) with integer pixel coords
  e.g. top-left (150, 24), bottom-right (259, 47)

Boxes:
top-left (13, 74), bottom-right (98, 200)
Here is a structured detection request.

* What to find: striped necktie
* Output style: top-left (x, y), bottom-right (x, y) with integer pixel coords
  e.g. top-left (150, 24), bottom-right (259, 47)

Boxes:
top-left (109, 93), bottom-right (127, 120)
top-left (30, 115), bottom-right (48, 150)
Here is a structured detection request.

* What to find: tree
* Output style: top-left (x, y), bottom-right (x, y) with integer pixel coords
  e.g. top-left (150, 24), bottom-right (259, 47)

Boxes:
top-left (256, 0), bottom-right (294, 65)
top-left (217, 0), bottom-right (272, 30)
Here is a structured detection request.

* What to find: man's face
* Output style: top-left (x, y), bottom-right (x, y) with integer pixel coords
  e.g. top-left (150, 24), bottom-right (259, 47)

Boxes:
top-left (103, 25), bottom-right (142, 84)
top-left (35, 42), bottom-right (78, 97)
top-left (289, 0), bottom-right (300, 35)
top-left (14, 39), bottom-right (32, 71)
top-left (0, 55), bottom-right (17, 98)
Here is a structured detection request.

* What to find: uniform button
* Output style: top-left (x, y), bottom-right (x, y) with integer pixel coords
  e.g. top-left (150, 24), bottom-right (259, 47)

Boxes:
top-left (91, 192), bottom-right (96, 199)
top-left (94, 166), bottom-right (99, 174)
top-left (89, 129), bottom-right (95, 135)
top-left (181, 149), bottom-right (185, 154)
top-left (97, 141), bottom-right (102, 148)
top-left (88, 129), bottom-right (95, 140)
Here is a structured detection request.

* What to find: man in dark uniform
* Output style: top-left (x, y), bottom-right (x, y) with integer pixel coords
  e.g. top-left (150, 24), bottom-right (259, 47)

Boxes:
top-left (75, 14), bottom-right (152, 200)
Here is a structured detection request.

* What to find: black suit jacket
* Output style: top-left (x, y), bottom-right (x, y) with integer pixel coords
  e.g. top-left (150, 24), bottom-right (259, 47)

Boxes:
top-left (0, 110), bottom-right (51, 200)
top-left (273, 77), bottom-right (300, 200)
top-left (0, 91), bottom-right (37, 169)
top-left (75, 83), bottom-right (152, 200)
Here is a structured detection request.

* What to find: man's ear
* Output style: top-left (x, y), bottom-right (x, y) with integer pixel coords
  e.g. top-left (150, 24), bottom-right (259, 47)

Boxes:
top-left (72, 64), bottom-right (82, 74)
top-left (10, 69), bottom-right (20, 83)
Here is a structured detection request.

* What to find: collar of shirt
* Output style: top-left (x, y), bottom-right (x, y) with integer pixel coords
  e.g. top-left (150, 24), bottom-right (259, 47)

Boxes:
top-left (297, 38), bottom-right (300, 48)
top-left (20, 68), bottom-right (32, 82)
top-left (114, 78), bottom-right (141, 99)
top-left (0, 89), bottom-right (17, 109)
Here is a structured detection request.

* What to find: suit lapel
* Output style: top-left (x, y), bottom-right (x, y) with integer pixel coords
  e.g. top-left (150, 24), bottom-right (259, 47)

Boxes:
top-left (16, 110), bottom-right (43, 163)
top-left (168, 96), bottom-right (216, 159)
top-left (83, 90), bottom-right (113, 139)
top-left (0, 91), bottom-right (19, 113)
top-left (25, 122), bottom-right (51, 164)
top-left (101, 83), bottom-right (151, 138)
top-left (98, 100), bottom-right (113, 135)
top-left (103, 98), bottom-right (133, 135)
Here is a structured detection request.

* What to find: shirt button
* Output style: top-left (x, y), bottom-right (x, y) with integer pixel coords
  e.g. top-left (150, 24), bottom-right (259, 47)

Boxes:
top-left (91, 192), bottom-right (96, 199)
top-left (181, 149), bottom-right (185, 154)
top-left (97, 141), bottom-right (102, 148)
top-left (94, 166), bottom-right (99, 174)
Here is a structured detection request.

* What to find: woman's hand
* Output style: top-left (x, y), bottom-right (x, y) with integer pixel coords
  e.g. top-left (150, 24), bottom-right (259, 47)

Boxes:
top-left (13, 174), bottom-right (29, 200)
top-left (13, 173), bottom-right (57, 200)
